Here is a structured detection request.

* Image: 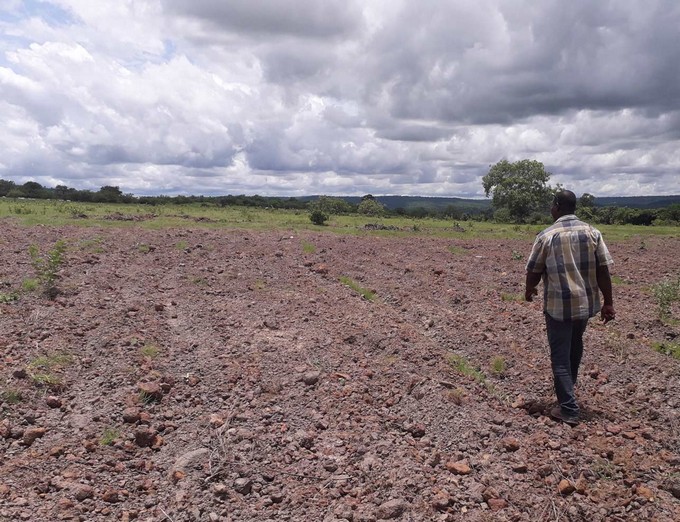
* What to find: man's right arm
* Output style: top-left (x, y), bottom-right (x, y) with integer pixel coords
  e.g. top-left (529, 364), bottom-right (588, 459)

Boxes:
top-left (525, 271), bottom-right (542, 301)
top-left (596, 264), bottom-right (615, 323)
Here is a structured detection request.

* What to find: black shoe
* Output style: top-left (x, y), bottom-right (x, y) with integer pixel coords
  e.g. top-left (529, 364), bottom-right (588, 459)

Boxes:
top-left (549, 406), bottom-right (579, 426)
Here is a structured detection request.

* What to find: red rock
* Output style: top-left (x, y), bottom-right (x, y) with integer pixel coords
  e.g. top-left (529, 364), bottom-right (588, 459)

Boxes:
top-left (73, 484), bottom-right (95, 501)
top-left (636, 485), bottom-right (654, 500)
top-left (446, 460), bottom-right (472, 475)
top-left (488, 498), bottom-right (508, 511)
top-left (558, 480), bottom-right (575, 496)
top-left (134, 428), bottom-right (157, 448)
top-left (137, 382), bottom-right (163, 402)
top-left (102, 490), bottom-right (121, 503)
top-left (501, 437), bottom-right (520, 452)
top-left (122, 408), bottom-right (141, 424)
top-left (22, 427), bottom-right (47, 446)
top-left (46, 396), bottom-right (62, 408)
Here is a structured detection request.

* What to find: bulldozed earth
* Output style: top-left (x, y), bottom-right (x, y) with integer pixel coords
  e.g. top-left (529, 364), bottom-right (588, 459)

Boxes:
top-left (1, 221), bottom-right (679, 521)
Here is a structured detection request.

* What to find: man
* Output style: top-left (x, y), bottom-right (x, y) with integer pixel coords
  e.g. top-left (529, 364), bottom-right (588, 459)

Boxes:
top-left (525, 190), bottom-right (615, 426)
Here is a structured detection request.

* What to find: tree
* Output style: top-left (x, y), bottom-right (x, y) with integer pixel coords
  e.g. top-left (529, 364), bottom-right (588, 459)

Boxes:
top-left (357, 198), bottom-right (385, 216)
top-left (579, 193), bottom-right (595, 208)
top-left (482, 159), bottom-right (555, 223)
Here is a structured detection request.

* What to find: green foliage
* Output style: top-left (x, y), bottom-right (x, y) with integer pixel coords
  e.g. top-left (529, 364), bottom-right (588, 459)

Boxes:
top-left (652, 340), bottom-right (680, 360)
top-left (482, 159), bottom-right (555, 223)
top-left (301, 240), bottom-right (316, 254)
top-left (447, 354), bottom-right (486, 383)
top-left (357, 198), bottom-right (385, 216)
top-left (100, 427), bottom-right (121, 446)
top-left (28, 240), bottom-right (67, 296)
top-left (501, 292), bottom-right (523, 302)
top-left (650, 277), bottom-right (680, 319)
top-left (490, 356), bottom-right (507, 376)
top-left (511, 250), bottom-right (523, 260)
top-left (579, 193), bottom-right (595, 208)
top-left (309, 210), bottom-right (329, 226)
top-left (21, 278), bottom-right (39, 292)
top-left (140, 344), bottom-right (160, 358)
top-left (1, 389), bottom-right (22, 404)
top-left (339, 276), bottom-right (375, 301)
top-left (0, 292), bottom-right (19, 303)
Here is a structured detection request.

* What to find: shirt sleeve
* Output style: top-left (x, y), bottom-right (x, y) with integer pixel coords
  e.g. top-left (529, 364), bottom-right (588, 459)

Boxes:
top-left (594, 233), bottom-right (614, 266)
top-left (525, 236), bottom-right (546, 273)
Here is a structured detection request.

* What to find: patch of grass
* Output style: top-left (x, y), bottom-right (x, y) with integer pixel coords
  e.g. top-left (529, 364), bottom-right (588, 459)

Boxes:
top-left (31, 372), bottom-right (63, 388)
top-left (500, 292), bottom-right (523, 302)
top-left (610, 275), bottom-right (627, 285)
top-left (176, 240), bottom-right (189, 250)
top-left (490, 356), bottom-right (507, 376)
top-left (22, 278), bottom-right (39, 292)
top-left (650, 277), bottom-right (680, 319)
top-left (100, 427), bottom-right (120, 446)
top-left (137, 243), bottom-right (151, 253)
top-left (138, 390), bottom-right (157, 405)
top-left (448, 245), bottom-right (466, 255)
top-left (78, 237), bottom-right (104, 253)
top-left (511, 250), bottom-right (524, 260)
top-left (651, 340), bottom-right (680, 360)
top-left (301, 240), bottom-right (316, 254)
top-left (140, 344), bottom-right (160, 358)
top-left (339, 276), bottom-right (375, 301)
top-left (0, 292), bottom-right (19, 303)
top-left (591, 457), bottom-right (620, 481)
top-left (29, 354), bottom-right (73, 370)
top-left (446, 354), bottom-right (486, 383)
top-left (1, 389), bottom-right (22, 404)
top-left (28, 240), bottom-right (67, 297)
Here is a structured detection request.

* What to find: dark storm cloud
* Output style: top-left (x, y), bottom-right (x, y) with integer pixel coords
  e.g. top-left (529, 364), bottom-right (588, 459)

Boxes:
top-left (162, 0), bottom-right (362, 39)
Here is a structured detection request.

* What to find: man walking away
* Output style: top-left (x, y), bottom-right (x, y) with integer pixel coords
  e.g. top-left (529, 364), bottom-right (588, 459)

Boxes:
top-left (525, 189), bottom-right (615, 426)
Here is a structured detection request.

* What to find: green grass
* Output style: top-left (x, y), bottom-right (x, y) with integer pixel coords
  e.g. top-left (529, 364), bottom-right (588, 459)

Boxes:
top-left (22, 278), bottom-right (39, 292)
top-left (29, 353), bottom-right (73, 369)
top-left (140, 344), bottom-right (160, 358)
top-left (500, 292), bottom-right (523, 302)
top-left (610, 275), bottom-right (627, 285)
top-left (1, 389), bottom-right (22, 404)
top-left (301, 240), bottom-right (316, 254)
top-left (490, 356), bottom-right (507, 376)
top-left (448, 245), bottom-right (466, 255)
top-left (339, 276), bottom-right (375, 301)
top-left (100, 427), bottom-right (120, 446)
top-left (446, 354), bottom-right (486, 383)
top-left (0, 292), bottom-right (18, 303)
top-left (651, 340), bottom-right (680, 360)
top-left (0, 198), bottom-right (677, 240)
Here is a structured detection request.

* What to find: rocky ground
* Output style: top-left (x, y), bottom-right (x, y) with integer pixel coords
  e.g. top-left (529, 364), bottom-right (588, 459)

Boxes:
top-left (1, 221), bottom-right (679, 522)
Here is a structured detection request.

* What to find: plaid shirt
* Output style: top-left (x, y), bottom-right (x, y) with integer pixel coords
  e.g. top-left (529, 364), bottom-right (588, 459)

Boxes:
top-left (526, 215), bottom-right (613, 321)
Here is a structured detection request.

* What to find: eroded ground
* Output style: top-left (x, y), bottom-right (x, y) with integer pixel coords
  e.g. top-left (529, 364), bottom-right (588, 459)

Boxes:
top-left (1, 222), bottom-right (679, 521)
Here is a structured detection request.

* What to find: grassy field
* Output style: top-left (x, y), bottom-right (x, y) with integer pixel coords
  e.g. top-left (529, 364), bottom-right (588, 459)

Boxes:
top-left (1, 197), bottom-right (678, 241)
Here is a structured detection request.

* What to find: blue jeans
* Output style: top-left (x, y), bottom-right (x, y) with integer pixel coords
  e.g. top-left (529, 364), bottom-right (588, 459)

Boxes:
top-left (544, 313), bottom-right (589, 416)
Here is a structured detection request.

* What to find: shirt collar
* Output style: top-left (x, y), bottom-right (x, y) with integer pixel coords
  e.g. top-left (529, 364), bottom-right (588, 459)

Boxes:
top-left (555, 214), bottom-right (578, 223)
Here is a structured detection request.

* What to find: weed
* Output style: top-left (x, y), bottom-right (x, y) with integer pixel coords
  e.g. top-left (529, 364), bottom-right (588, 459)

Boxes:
top-left (490, 356), bottom-right (507, 376)
top-left (610, 275), bottom-right (627, 285)
top-left (511, 250), bottom-right (524, 260)
top-left (139, 390), bottom-right (156, 405)
top-left (446, 354), bottom-right (486, 383)
top-left (339, 276), bottom-right (375, 301)
top-left (0, 292), bottom-right (18, 303)
top-left (447, 387), bottom-right (466, 405)
top-left (301, 240), bottom-right (316, 254)
top-left (21, 278), bottom-right (39, 292)
top-left (100, 427), bottom-right (120, 446)
top-left (28, 353), bottom-right (71, 389)
top-left (137, 243), bottom-right (151, 253)
top-left (29, 354), bottom-right (73, 369)
top-left (591, 457), bottom-right (620, 480)
top-left (140, 344), bottom-right (160, 358)
top-left (650, 277), bottom-right (680, 319)
top-left (448, 245), bottom-right (465, 255)
top-left (176, 240), bottom-right (189, 250)
top-left (501, 292), bottom-right (523, 302)
top-left (31, 372), bottom-right (63, 389)
top-left (1, 389), bottom-right (22, 404)
top-left (309, 210), bottom-right (329, 226)
top-left (651, 340), bottom-right (680, 360)
top-left (254, 279), bottom-right (266, 290)
top-left (28, 240), bottom-right (67, 297)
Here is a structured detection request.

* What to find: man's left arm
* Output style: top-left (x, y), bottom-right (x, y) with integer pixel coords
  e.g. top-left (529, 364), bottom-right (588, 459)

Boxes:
top-left (525, 271), bottom-right (542, 301)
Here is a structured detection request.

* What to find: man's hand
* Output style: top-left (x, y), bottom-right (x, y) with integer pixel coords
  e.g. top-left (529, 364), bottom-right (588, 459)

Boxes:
top-left (600, 304), bottom-right (616, 324)
top-left (525, 287), bottom-right (538, 302)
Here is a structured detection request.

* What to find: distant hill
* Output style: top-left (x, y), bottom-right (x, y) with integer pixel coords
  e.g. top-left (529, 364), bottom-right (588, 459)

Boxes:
top-left (302, 194), bottom-right (680, 211)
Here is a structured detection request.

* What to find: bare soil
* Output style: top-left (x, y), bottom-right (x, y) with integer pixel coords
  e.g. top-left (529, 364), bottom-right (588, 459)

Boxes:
top-left (1, 222), bottom-right (679, 522)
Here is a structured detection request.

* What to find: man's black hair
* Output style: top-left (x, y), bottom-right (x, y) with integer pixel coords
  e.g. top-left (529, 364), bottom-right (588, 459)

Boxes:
top-left (554, 190), bottom-right (577, 213)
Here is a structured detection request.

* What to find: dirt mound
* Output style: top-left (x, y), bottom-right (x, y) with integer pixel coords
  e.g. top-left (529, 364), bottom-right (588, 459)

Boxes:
top-left (0, 222), bottom-right (678, 521)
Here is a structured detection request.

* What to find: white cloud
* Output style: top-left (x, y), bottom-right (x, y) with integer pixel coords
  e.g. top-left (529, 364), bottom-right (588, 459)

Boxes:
top-left (0, 0), bottom-right (679, 197)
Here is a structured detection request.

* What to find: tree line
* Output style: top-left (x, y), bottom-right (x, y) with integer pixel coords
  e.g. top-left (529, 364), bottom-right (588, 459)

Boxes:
top-left (1, 173), bottom-right (678, 225)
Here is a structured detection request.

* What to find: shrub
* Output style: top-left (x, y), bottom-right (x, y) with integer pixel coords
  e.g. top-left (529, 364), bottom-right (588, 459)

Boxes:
top-left (650, 277), bottom-right (680, 319)
top-left (309, 210), bottom-right (329, 226)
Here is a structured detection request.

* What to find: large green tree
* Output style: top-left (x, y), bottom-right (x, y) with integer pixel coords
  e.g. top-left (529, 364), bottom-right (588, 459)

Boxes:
top-left (482, 159), bottom-right (555, 223)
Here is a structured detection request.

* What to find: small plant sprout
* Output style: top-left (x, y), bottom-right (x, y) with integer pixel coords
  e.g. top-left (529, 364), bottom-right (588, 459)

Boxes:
top-left (28, 240), bottom-right (67, 297)
top-left (339, 276), bottom-right (375, 301)
top-left (491, 356), bottom-right (507, 376)
top-left (651, 340), bottom-right (680, 360)
top-left (301, 240), bottom-right (316, 254)
top-left (1, 389), bottom-right (22, 404)
top-left (500, 292), bottom-right (523, 302)
top-left (446, 354), bottom-right (486, 383)
top-left (140, 344), bottom-right (160, 358)
top-left (22, 278), bottom-right (39, 292)
top-left (650, 277), bottom-right (680, 320)
top-left (511, 250), bottom-right (524, 260)
top-left (100, 427), bottom-right (120, 446)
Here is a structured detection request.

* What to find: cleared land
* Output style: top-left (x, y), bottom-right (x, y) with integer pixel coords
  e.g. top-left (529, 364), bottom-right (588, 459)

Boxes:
top-left (1, 208), bottom-right (679, 522)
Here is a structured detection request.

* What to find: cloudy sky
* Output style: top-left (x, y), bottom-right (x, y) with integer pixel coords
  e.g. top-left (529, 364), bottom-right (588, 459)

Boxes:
top-left (1, 0), bottom-right (679, 198)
